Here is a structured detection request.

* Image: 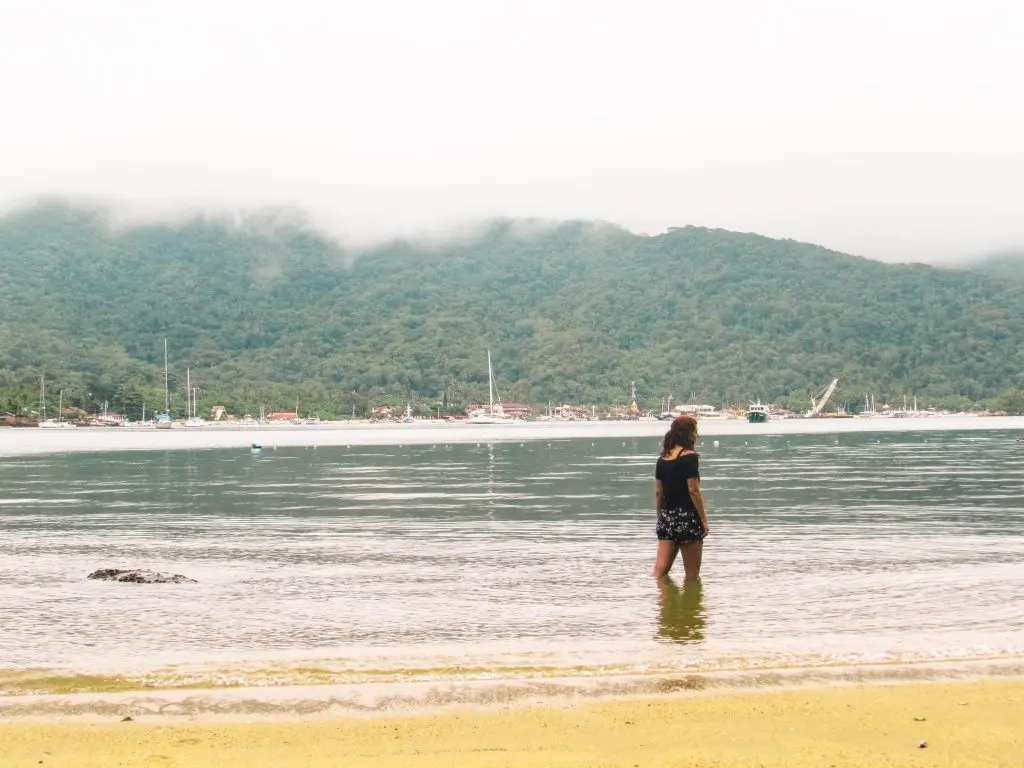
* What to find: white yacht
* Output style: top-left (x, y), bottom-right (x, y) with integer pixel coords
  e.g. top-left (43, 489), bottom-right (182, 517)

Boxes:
top-left (468, 350), bottom-right (515, 424)
top-left (675, 404), bottom-right (725, 419)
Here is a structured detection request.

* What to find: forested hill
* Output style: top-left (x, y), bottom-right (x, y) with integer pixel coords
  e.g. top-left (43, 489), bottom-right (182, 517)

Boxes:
top-left (969, 250), bottom-right (1024, 281)
top-left (2, 202), bottom-right (1023, 417)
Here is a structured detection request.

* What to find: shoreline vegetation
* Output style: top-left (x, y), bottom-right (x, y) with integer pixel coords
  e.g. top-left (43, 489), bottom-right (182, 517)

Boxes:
top-left (3, 204), bottom-right (1024, 425)
top-left (1, 679), bottom-right (1020, 766)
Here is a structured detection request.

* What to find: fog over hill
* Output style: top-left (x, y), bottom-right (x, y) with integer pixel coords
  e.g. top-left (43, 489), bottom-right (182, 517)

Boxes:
top-left (3, 2), bottom-right (1024, 263)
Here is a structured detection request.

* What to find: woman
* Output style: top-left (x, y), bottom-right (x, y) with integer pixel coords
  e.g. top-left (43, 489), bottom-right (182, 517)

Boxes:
top-left (652, 414), bottom-right (709, 580)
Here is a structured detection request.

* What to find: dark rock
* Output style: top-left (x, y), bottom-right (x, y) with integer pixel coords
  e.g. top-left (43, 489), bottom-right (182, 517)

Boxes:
top-left (87, 568), bottom-right (197, 584)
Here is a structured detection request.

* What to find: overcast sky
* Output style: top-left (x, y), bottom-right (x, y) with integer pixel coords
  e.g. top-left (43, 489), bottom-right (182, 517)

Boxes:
top-left (1, 0), bottom-right (1022, 263)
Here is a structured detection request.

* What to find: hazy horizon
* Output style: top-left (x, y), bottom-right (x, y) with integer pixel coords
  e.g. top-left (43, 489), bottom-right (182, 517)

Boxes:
top-left (2, 0), bottom-right (1022, 264)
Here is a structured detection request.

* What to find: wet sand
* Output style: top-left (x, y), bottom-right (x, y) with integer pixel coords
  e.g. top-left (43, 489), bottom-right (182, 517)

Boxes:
top-left (2, 679), bottom-right (1020, 767)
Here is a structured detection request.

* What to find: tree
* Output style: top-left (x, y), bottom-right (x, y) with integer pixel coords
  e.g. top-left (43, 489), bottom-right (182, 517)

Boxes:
top-left (785, 390), bottom-right (812, 413)
top-left (2, 202), bottom-right (1023, 412)
top-left (988, 389), bottom-right (1024, 414)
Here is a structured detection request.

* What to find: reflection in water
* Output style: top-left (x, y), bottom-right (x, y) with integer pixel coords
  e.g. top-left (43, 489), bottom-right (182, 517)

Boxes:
top-left (657, 577), bottom-right (706, 644)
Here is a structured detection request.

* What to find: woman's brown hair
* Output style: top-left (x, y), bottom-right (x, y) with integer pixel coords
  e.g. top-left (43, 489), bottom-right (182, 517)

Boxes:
top-left (662, 414), bottom-right (698, 456)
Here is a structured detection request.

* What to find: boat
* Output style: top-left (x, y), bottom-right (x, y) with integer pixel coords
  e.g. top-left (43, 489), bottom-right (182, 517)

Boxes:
top-left (746, 401), bottom-right (770, 423)
top-left (37, 378), bottom-right (77, 428)
top-left (887, 395), bottom-right (925, 419)
top-left (468, 350), bottom-right (515, 424)
top-left (857, 394), bottom-right (878, 418)
top-left (402, 403), bottom-right (414, 424)
top-left (182, 369), bottom-right (207, 426)
top-left (37, 376), bottom-right (54, 427)
top-left (154, 338), bottom-right (173, 429)
top-left (674, 404), bottom-right (726, 420)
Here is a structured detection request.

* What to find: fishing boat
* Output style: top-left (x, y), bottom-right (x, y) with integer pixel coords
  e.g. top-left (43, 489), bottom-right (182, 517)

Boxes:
top-left (468, 350), bottom-right (515, 424)
top-left (746, 401), bottom-right (770, 423)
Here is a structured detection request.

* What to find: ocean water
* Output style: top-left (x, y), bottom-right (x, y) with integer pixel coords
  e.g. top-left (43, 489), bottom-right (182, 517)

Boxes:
top-left (1, 429), bottom-right (1022, 705)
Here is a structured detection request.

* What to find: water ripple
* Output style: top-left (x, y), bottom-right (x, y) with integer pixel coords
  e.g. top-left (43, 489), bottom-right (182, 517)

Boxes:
top-left (0, 429), bottom-right (1021, 681)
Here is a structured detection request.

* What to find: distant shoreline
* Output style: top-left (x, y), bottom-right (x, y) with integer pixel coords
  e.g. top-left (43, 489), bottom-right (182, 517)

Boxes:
top-left (2, 415), bottom-right (1023, 457)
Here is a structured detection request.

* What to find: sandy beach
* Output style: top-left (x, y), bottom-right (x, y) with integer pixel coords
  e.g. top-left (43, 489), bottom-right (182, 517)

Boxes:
top-left (2, 679), bottom-right (1020, 767)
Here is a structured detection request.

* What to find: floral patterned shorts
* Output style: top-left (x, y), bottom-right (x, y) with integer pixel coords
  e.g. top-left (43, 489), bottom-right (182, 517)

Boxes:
top-left (656, 507), bottom-right (705, 545)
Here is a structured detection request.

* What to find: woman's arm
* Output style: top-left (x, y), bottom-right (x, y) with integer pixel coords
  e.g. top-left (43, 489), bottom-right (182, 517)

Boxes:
top-left (687, 477), bottom-right (709, 536)
top-left (654, 479), bottom-right (664, 513)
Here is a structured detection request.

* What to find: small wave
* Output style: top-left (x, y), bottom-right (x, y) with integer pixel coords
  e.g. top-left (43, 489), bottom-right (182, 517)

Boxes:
top-left (0, 498), bottom-right (81, 506)
top-left (1, 656), bottom-right (1021, 719)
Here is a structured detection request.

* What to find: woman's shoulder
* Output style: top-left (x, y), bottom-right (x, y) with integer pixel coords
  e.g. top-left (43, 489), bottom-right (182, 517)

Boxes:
top-left (660, 449), bottom-right (699, 461)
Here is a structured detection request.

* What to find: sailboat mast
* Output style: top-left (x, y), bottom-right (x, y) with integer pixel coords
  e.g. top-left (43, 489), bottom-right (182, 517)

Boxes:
top-left (40, 375), bottom-right (46, 422)
top-left (163, 338), bottom-right (170, 416)
top-left (487, 349), bottom-right (494, 413)
top-left (186, 368), bottom-right (191, 419)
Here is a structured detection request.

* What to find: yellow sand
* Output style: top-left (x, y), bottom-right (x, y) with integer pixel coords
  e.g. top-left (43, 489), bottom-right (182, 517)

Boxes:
top-left (2, 680), bottom-right (1020, 767)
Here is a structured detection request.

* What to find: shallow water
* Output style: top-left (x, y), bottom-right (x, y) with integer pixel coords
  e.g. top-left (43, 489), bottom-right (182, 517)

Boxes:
top-left (1, 430), bottom-right (1022, 697)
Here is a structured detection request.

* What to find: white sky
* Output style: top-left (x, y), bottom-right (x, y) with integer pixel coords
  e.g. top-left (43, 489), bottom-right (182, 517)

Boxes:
top-left (1, 0), bottom-right (1022, 262)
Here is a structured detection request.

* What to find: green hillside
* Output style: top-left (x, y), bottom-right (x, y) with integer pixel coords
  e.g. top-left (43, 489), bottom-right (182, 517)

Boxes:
top-left (2, 202), bottom-right (1023, 418)
top-left (969, 250), bottom-right (1024, 281)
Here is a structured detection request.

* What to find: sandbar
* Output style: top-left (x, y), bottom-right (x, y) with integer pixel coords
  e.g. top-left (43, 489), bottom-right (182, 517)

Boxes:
top-left (2, 679), bottom-right (1020, 767)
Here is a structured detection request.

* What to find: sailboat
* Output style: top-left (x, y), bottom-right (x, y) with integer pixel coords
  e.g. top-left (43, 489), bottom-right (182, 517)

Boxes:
top-left (37, 376), bottom-right (76, 428)
top-left (37, 375), bottom-right (54, 427)
top-left (154, 338), bottom-right (173, 429)
top-left (468, 350), bottom-right (515, 424)
top-left (857, 393), bottom-right (878, 418)
top-left (183, 369), bottom-right (206, 427)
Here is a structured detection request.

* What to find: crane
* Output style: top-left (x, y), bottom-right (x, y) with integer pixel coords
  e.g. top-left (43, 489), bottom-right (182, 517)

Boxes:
top-left (808, 378), bottom-right (839, 417)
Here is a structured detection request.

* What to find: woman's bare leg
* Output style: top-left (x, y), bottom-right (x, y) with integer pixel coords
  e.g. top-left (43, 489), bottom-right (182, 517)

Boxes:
top-left (652, 540), bottom-right (679, 577)
top-left (680, 541), bottom-right (703, 582)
